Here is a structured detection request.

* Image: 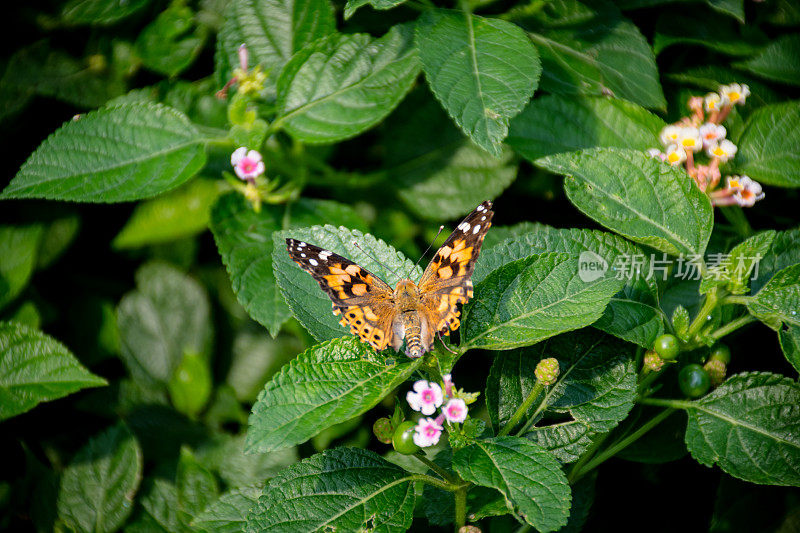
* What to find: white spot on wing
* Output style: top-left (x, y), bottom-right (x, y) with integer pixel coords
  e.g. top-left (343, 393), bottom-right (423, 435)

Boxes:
top-left (309, 258), bottom-right (318, 266)
top-left (462, 223), bottom-right (470, 232)
top-left (472, 225), bottom-right (481, 234)
top-left (301, 253), bottom-right (306, 257)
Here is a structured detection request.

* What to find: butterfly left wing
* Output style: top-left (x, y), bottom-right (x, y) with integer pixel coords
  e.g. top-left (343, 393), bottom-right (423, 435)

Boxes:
top-left (286, 239), bottom-right (396, 350)
top-left (418, 201), bottom-right (494, 335)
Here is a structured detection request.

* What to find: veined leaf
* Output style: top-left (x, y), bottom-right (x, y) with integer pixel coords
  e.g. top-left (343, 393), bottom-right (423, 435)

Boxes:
top-left (344, 0), bottom-right (407, 19)
top-left (0, 224), bottom-right (43, 311)
top-left (177, 447), bottom-right (219, 523)
top-left (752, 227), bottom-right (800, 293)
top-left (136, 3), bottom-right (207, 77)
top-left (653, 10), bottom-right (767, 56)
top-left (272, 225), bottom-right (420, 342)
top-left (700, 230), bottom-right (776, 295)
top-left (193, 486), bottom-right (261, 533)
top-left (747, 263), bottom-right (800, 330)
top-left (482, 221), bottom-right (547, 250)
top-left (0, 321), bottom-right (106, 421)
top-left (592, 286), bottom-right (665, 348)
top-left (246, 448), bottom-right (416, 532)
top-left (60, 0), bottom-right (151, 25)
top-left (734, 34), bottom-right (800, 86)
top-left (57, 423), bottom-right (143, 533)
top-left (275, 24), bottom-right (420, 143)
top-left (452, 437), bottom-right (571, 532)
top-left (684, 372), bottom-right (800, 486)
top-left (463, 253), bottom-right (624, 351)
top-left (216, 0), bottom-right (335, 92)
top-left (540, 147), bottom-right (714, 257)
top-left (524, 421), bottom-right (593, 464)
top-left (416, 9), bottom-right (541, 155)
top-left (246, 336), bottom-right (423, 453)
top-left (779, 325), bottom-right (800, 375)
top-left (117, 262), bottom-right (212, 386)
top-left (197, 434), bottom-right (298, 489)
top-left (734, 100), bottom-right (800, 187)
top-left (113, 178), bottom-right (226, 249)
top-left (1, 103), bottom-right (207, 203)
top-left (507, 95), bottom-right (664, 162)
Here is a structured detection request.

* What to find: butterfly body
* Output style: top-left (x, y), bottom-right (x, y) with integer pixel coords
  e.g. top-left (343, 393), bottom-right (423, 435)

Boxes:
top-left (287, 201), bottom-right (493, 358)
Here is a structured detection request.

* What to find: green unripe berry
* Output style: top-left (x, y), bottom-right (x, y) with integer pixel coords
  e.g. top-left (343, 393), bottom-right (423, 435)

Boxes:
top-left (392, 421), bottom-right (420, 455)
top-left (654, 334), bottom-right (680, 361)
top-left (709, 344), bottom-right (731, 364)
top-left (678, 364), bottom-right (711, 398)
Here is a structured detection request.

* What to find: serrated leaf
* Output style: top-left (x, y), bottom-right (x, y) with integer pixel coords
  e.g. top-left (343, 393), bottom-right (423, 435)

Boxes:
top-left (752, 227), bottom-right (800, 293)
top-left (592, 288), bottom-right (665, 348)
top-left (733, 101), bottom-right (800, 187)
top-left (177, 447), bottom-right (219, 522)
top-left (452, 437), bottom-right (571, 532)
top-left (289, 198), bottom-right (370, 233)
top-left (216, 0), bottom-right (335, 92)
top-left (61, 0), bottom-right (152, 25)
top-left (1, 103), bottom-right (207, 202)
top-left (463, 252), bottom-right (624, 351)
top-left (272, 225), bottom-right (420, 342)
top-left (344, 0), bottom-right (406, 19)
top-left (734, 34), bottom-right (800, 86)
top-left (193, 486), bottom-right (261, 533)
top-left (673, 305), bottom-right (690, 339)
top-left (136, 3), bottom-right (207, 77)
top-left (519, 4), bottom-right (665, 109)
top-left (117, 262), bottom-right (212, 386)
top-left (416, 9), bottom-right (541, 155)
top-left (507, 95), bottom-right (665, 162)
top-left (0, 321), bottom-right (106, 420)
top-left (523, 421), bottom-right (593, 464)
top-left (487, 329), bottom-right (636, 435)
top-left (386, 92), bottom-right (517, 221)
top-left (747, 264), bottom-right (800, 330)
top-left (246, 337), bottom-right (422, 453)
top-left (196, 434), bottom-right (298, 488)
top-left (57, 423), bottom-right (143, 533)
top-left (702, 230), bottom-right (776, 295)
top-left (482, 221), bottom-right (547, 250)
top-left (246, 448), bottom-right (416, 532)
top-left (0, 224), bottom-right (42, 311)
top-left (540, 148), bottom-right (714, 257)
top-left (274, 24), bottom-right (420, 143)
top-left (779, 325), bottom-right (800, 375)
top-left (113, 178), bottom-right (225, 249)
top-left (684, 372), bottom-right (800, 486)
top-left (132, 478), bottom-right (182, 533)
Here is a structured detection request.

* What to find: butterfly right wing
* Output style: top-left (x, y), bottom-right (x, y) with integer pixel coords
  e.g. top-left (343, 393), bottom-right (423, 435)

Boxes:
top-left (285, 239), bottom-right (396, 350)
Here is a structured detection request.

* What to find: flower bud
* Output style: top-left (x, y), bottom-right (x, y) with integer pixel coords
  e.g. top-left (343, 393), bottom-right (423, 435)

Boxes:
top-left (704, 358), bottom-right (727, 386)
top-left (535, 358), bottom-right (560, 386)
top-left (644, 350), bottom-right (664, 372)
top-left (373, 417), bottom-right (394, 444)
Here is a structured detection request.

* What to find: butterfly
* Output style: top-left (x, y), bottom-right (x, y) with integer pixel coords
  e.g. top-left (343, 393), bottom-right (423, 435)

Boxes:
top-left (286, 201), bottom-right (494, 358)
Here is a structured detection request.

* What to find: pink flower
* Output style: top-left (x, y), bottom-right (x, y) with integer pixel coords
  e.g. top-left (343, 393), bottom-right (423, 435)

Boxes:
top-left (731, 176), bottom-right (765, 207)
top-left (231, 147), bottom-right (265, 180)
top-left (442, 399), bottom-right (467, 423)
top-left (406, 380), bottom-right (443, 416)
top-left (413, 417), bottom-right (443, 447)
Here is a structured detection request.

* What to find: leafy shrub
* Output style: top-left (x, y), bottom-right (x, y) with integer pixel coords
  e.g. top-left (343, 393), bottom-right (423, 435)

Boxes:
top-left (1, 0), bottom-right (799, 531)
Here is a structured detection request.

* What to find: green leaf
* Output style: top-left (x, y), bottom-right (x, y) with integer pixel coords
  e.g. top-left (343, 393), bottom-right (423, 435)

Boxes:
top-left (747, 264), bottom-right (800, 330)
top-left (540, 148), bottom-right (714, 257)
top-left (216, 0), bottom-right (335, 92)
top-left (519, 5), bottom-right (665, 109)
top-left (779, 325), bottom-right (800, 375)
top-left (452, 437), bottom-right (571, 532)
top-left (289, 198), bottom-right (370, 233)
top-left (0, 321), bottom-right (106, 421)
top-left (614, 408), bottom-right (688, 464)
top-left (666, 66), bottom-right (784, 110)
top-left (131, 478), bottom-right (182, 533)
top-left (197, 434), bottom-right (298, 488)
top-left (733, 101), bottom-right (800, 187)
top-left (0, 224), bottom-right (42, 311)
top-left (57, 423), bottom-right (143, 533)
top-left (592, 286), bottom-right (665, 348)
top-left (272, 225), bottom-right (420, 342)
top-left (113, 179), bottom-right (225, 249)
top-left (487, 329), bottom-right (637, 435)
top-left (673, 305), bottom-right (691, 340)
top-left (416, 9), bottom-right (541, 155)
top-left (1, 103), bottom-right (207, 202)
top-left (344, 0), bottom-right (407, 19)
top-left (386, 91), bottom-right (518, 221)
top-left (653, 11), bottom-right (767, 56)
top-left (246, 448), bottom-right (416, 532)
top-left (117, 262), bottom-right (212, 386)
top-left (683, 372), bottom-right (800, 486)
top-left (507, 95), bottom-right (665, 162)
top-left (482, 221), bottom-right (547, 250)
top-left (752, 227), bottom-right (800, 293)
top-left (463, 252), bottom-right (624, 351)
top-left (177, 447), bottom-right (219, 522)
top-left (246, 337), bottom-right (423, 453)
top-left (524, 421), bottom-right (593, 464)
top-left (734, 34), bottom-right (800, 86)
top-left (37, 213), bottom-right (81, 269)
top-left (701, 230), bottom-right (776, 295)
top-left (275, 24), bottom-right (420, 143)
top-left (136, 3), bottom-right (207, 77)
top-left (193, 486), bottom-right (261, 533)
top-left (60, 0), bottom-right (152, 25)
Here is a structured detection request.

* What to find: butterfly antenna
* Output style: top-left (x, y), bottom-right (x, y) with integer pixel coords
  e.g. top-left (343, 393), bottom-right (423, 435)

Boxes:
top-left (414, 225), bottom-right (445, 270)
top-left (352, 241), bottom-right (404, 280)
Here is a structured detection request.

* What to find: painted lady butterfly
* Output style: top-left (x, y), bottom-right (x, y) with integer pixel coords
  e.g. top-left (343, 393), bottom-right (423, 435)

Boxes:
top-left (286, 201), bottom-right (494, 358)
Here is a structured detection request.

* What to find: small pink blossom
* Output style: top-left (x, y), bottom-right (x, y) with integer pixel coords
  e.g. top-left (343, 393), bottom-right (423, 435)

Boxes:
top-left (665, 144), bottom-right (687, 165)
top-left (231, 147), bottom-right (265, 180)
top-left (699, 123), bottom-right (726, 148)
top-left (731, 176), bottom-right (765, 207)
top-left (706, 139), bottom-right (737, 162)
top-left (442, 399), bottom-right (467, 423)
top-left (704, 92), bottom-right (727, 113)
top-left (406, 380), bottom-right (443, 416)
top-left (413, 417), bottom-right (443, 447)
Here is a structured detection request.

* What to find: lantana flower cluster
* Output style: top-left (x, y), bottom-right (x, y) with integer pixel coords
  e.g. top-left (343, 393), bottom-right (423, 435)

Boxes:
top-left (646, 83), bottom-right (764, 208)
top-left (406, 375), bottom-right (470, 447)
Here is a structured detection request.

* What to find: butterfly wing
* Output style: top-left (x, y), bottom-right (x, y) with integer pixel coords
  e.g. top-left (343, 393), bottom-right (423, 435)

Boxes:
top-left (286, 239), bottom-right (396, 350)
top-left (418, 201), bottom-right (494, 335)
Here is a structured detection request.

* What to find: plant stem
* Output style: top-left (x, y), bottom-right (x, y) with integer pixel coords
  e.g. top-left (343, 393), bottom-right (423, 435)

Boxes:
top-left (499, 381), bottom-right (544, 437)
top-left (686, 289), bottom-right (718, 339)
top-left (722, 295), bottom-right (752, 306)
top-left (407, 474), bottom-right (462, 492)
top-left (567, 432), bottom-right (611, 484)
top-left (454, 485), bottom-right (468, 531)
top-left (414, 452), bottom-right (457, 483)
top-left (710, 314), bottom-right (757, 340)
top-left (637, 397), bottom-right (694, 410)
top-left (573, 408), bottom-right (676, 480)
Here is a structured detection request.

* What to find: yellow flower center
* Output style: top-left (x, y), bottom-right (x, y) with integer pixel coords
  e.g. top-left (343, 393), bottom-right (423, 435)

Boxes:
top-left (729, 91), bottom-right (740, 101)
top-left (668, 152), bottom-right (681, 163)
top-left (713, 146), bottom-right (724, 157)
